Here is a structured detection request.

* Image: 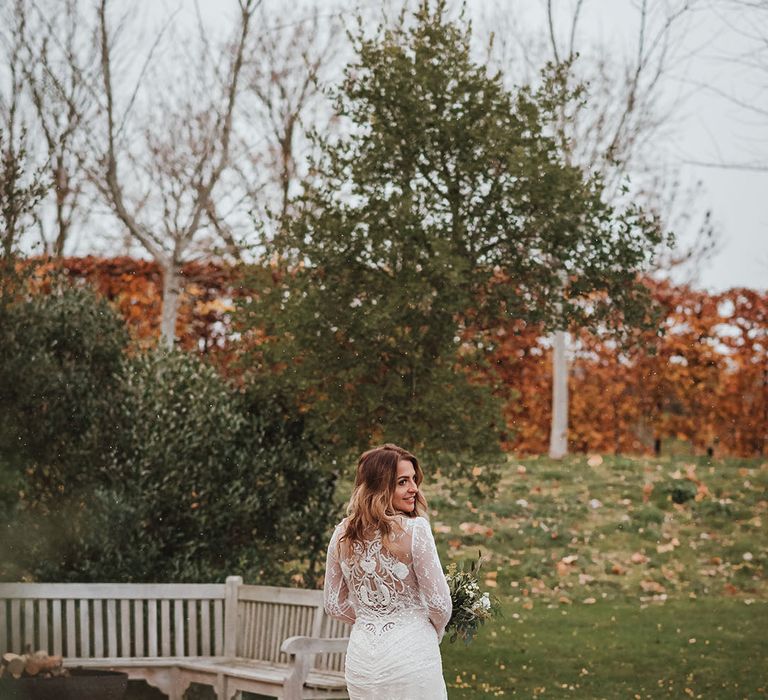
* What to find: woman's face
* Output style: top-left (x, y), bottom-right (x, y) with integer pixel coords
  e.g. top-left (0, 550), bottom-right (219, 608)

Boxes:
top-left (392, 459), bottom-right (419, 514)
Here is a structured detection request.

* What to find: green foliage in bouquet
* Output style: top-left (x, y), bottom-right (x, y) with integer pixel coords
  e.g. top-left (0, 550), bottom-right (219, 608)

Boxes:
top-left (444, 553), bottom-right (501, 644)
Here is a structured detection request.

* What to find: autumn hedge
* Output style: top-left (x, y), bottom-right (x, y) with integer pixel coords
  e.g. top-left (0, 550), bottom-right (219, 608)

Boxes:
top-left (21, 256), bottom-right (768, 458)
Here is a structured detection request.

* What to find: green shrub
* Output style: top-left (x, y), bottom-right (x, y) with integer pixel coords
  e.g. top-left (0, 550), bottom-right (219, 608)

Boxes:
top-left (0, 285), bottom-right (127, 480)
top-left (0, 286), bottom-right (128, 580)
top-left (0, 288), bottom-right (337, 585)
top-left (88, 351), bottom-right (337, 584)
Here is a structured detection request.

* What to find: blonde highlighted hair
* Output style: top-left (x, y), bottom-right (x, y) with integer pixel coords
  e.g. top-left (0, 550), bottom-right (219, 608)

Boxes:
top-left (340, 443), bottom-right (428, 552)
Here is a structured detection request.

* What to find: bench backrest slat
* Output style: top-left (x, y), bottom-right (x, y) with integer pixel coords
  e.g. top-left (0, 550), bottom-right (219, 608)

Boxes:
top-left (120, 600), bottom-right (131, 656)
top-left (94, 601), bottom-right (104, 657)
top-left (79, 600), bottom-right (90, 656)
top-left (200, 599), bottom-right (210, 655)
top-left (51, 600), bottom-right (62, 655)
top-left (107, 600), bottom-right (118, 657)
top-left (187, 600), bottom-right (197, 657)
top-left (37, 600), bottom-right (48, 657)
top-left (66, 600), bottom-right (77, 656)
top-left (213, 599), bottom-right (224, 655)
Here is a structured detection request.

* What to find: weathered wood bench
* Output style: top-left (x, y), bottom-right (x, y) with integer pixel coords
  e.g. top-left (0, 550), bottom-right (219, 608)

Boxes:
top-left (0, 576), bottom-right (350, 699)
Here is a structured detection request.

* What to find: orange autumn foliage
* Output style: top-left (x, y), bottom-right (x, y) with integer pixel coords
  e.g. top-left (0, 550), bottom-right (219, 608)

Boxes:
top-left (21, 257), bottom-right (768, 457)
top-left (23, 256), bottom-right (242, 360)
top-left (490, 279), bottom-right (767, 457)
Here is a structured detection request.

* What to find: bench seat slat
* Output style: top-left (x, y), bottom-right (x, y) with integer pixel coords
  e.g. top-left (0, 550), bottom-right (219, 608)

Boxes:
top-left (62, 657), bottom-right (345, 690)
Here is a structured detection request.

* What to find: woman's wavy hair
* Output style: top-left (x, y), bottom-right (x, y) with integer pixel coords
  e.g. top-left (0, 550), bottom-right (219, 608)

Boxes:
top-left (340, 443), bottom-right (428, 553)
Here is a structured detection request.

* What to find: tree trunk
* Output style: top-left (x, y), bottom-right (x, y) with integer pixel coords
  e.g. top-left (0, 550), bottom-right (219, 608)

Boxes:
top-left (160, 263), bottom-right (181, 350)
top-left (549, 329), bottom-right (568, 459)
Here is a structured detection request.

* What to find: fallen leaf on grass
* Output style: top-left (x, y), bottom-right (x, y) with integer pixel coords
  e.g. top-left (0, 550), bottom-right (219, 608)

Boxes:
top-left (631, 552), bottom-right (649, 564)
top-left (458, 522), bottom-right (493, 537)
top-left (656, 539), bottom-right (679, 553)
top-left (640, 580), bottom-right (666, 594)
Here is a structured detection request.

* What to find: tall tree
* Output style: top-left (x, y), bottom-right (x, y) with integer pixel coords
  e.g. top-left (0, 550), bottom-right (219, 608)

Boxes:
top-left (0, 128), bottom-right (47, 298)
top-left (0, 0), bottom-right (100, 257)
top-left (486, 0), bottom-right (700, 457)
top-left (240, 2), bottom-right (343, 228)
top-left (92, 0), bottom-right (260, 348)
top-left (0, 1), bottom-right (48, 274)
top-left (239, 1), bottom-right (664, 477)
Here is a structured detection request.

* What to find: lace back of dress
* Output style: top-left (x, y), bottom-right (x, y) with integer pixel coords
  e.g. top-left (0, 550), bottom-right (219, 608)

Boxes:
top-left (339, 525), bottom-right (416, 621)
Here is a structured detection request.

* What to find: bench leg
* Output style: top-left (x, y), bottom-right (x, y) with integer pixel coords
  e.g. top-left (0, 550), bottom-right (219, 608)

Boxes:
top-left (220, 677), bottom-right (242, 700)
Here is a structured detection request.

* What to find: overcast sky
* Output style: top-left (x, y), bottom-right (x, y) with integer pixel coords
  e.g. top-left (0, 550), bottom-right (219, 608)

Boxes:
top-left (567, 0), bottom-right (768, 293)
top-left (93, 0), bottom-right (768, 293)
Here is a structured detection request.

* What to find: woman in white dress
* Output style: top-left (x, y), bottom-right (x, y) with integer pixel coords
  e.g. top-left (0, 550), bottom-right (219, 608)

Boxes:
top-left (323, 443), bottom-right (452, 700)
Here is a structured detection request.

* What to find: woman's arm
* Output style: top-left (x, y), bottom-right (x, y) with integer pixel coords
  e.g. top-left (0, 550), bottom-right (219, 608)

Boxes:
top-left (411, 517), bottom-right (452, 640)
top-left (323, 526), bottom-right (356, 625)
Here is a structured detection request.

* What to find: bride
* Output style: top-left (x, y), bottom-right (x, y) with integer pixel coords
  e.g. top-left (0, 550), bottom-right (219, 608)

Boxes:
top-left (323, 443), bottom-right (452, 699)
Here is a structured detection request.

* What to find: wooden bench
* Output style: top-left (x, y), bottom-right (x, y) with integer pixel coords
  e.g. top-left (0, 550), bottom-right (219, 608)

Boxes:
top-left (0, 576), bottom-right (350, 699)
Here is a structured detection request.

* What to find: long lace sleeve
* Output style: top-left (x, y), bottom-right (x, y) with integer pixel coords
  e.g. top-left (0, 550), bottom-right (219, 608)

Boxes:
top-left (411, 517), bottom-right (452, 641)
top-left (323, 525), bottom-right (356, 625)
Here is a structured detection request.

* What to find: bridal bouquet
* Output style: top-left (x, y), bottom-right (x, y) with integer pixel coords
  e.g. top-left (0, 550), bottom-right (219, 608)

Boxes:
top-left (444, 554), bottom-right (500, 644)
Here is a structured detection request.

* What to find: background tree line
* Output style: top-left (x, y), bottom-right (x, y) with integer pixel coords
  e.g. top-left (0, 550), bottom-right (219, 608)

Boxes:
top-left (18, 256), bottom-right (767, 458)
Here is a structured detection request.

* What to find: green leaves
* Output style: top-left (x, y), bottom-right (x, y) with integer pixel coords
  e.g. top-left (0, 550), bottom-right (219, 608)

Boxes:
top-left (238, 0), bottom-right (664, 480)
top-left (0, 286), bottom-right (337, 585)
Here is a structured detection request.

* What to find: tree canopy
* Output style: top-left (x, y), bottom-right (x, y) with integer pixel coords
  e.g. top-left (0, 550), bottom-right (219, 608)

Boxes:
top-left (239, 1), bottom-right (665, 476)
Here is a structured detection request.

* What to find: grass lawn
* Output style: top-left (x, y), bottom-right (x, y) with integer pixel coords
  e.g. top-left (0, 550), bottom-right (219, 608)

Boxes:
top-left (428, 453), bottom-right (767, 698)
top-left (441, 598), bottom-right (766, 698)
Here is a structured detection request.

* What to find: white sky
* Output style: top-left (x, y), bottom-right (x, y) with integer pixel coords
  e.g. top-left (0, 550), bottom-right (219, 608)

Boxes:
top-left (86, 0), bottom-right (768, 292)
top-left (473, 0), bottom-right (768, 293)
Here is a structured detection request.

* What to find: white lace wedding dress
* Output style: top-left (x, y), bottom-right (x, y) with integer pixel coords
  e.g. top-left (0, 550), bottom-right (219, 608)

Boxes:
top-left (324, 516), bottom-right (452, 699)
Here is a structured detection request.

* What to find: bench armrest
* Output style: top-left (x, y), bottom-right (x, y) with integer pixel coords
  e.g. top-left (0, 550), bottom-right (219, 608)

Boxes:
top-left (281, 636), bottom-right (349, 699)
top-left (281, 636), bottom-right (350, 655)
